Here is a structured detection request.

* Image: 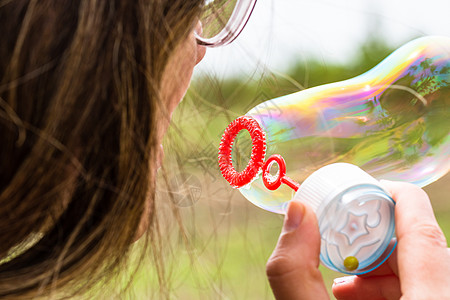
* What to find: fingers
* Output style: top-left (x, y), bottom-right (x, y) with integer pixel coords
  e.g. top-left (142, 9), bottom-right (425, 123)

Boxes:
top-left (266, 200), bottom-right (329, 300)
top-left (380, 180), bottom-right (450, 297)
top-left (332, 275), bottom-right (401, 300)
top-left (358, 242), bottom-right (399, 278)
top-left (334, 246), bottom-right (450, 299)
top-left (332, 245), bottom-right (400, 300)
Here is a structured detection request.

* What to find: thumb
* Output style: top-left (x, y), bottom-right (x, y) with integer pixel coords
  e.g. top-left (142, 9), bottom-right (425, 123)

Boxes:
top-left (266, 200), bottom-right (329, 300)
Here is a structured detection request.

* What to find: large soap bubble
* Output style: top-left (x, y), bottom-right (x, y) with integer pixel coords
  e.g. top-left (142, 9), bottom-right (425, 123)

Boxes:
top-left (220, 36), bottom-right (450, 214)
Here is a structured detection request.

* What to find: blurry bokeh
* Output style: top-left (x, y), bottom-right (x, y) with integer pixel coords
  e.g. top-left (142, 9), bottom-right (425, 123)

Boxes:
top-left (129, 1), bottom-right (450, 299)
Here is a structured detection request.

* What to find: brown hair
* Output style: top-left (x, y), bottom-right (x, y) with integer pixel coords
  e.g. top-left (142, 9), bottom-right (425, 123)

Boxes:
top-left (0, 0), bottom-right (201, 298)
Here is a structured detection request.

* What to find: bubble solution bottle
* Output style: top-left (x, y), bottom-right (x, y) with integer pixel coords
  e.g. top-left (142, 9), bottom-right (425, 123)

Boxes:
top-left (218, 36), bottom-right (450, 275)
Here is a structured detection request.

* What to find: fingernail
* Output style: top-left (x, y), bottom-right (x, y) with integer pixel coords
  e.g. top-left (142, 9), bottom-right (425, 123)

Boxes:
top-left (333, 277), bottom-right (352, 286)
top-left (283, 201), bottom-right (304, 232)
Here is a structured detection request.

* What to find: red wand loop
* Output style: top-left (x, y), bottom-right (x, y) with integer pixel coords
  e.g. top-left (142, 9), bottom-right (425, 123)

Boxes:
top-left (262, 154), bottom-right (300, 192)
top-left (218, 116), bottom-right (300, 192)
top-left (218, 116), bottom-right (266, 188)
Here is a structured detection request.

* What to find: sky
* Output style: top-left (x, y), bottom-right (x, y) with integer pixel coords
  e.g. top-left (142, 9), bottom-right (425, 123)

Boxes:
top-left (195, 0), bottom-right (450, 78)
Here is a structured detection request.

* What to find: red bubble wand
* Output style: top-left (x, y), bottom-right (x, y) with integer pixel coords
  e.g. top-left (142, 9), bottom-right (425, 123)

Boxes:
top-left (218, 116), bottom-right (300, 191)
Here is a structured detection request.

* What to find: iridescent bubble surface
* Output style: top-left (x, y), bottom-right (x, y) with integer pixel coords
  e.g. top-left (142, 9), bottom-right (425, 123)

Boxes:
top-left (237, 36), bottom-right (450, 214)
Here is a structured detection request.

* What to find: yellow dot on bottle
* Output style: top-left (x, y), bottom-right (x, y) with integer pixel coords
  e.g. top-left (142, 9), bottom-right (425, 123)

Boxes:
top-left (344, 256), bottom-right (359, 271)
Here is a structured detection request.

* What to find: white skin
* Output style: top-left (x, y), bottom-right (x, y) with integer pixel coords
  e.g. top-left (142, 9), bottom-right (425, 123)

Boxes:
top-left (136, 26), bottom-right (206, 239)
top-left (158, 26), bottom-right (206, 147)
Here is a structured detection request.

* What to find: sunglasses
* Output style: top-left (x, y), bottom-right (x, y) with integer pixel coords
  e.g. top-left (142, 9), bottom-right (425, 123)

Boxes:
top-left (195, 0), bottom-right (258, 47)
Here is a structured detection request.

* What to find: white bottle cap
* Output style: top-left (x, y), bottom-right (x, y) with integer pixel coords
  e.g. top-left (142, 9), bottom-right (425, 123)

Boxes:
top-left (293, 163), bottom-right (396, 275)
top-left (293, 163), bottom-right (381, 213)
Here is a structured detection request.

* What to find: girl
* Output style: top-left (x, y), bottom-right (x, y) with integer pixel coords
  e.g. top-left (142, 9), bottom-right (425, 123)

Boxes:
top-left (1, 1), bottom-right (448, 299)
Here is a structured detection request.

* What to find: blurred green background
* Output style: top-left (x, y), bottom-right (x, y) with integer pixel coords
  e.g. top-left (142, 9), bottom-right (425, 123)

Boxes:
top-left (124, 36), bottom-right (450, 299)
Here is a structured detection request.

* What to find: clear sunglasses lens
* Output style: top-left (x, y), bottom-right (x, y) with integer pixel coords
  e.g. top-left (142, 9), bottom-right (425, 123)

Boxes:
top-left (198, 0), bottom-right (238, 39)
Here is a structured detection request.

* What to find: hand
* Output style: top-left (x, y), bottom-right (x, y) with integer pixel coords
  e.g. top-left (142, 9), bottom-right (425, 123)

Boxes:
top-left (266, 181), bottom-right (450, 300)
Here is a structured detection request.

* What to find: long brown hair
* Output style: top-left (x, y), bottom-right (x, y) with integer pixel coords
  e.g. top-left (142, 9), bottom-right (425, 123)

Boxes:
top-left (0, 0), bottom-right (201, 298)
